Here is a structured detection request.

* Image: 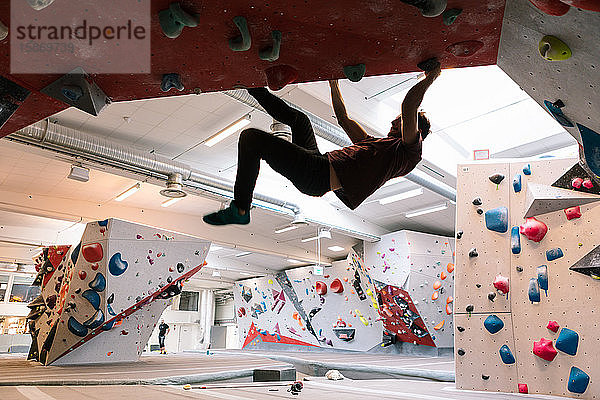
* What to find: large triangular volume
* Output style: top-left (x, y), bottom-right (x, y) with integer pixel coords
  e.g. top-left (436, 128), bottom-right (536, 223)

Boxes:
top-left (570, 245), bottom-right (600, 279)
top-left (524, 183), bottom-right (600, 218)
top-left (552, 163), bottom-right (600, 195)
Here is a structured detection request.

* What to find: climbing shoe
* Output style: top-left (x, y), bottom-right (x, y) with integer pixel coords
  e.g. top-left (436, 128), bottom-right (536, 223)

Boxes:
top-left (203, 202), bottom-right (250, 226)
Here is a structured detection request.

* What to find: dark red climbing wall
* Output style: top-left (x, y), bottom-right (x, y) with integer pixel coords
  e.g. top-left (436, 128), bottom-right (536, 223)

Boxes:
top-left (0, 0), bottom-right (506, 136)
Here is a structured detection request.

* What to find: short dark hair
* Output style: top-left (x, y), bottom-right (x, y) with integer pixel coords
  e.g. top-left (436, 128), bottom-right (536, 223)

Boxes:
top-left (418, 111), bottom-right (431, 140)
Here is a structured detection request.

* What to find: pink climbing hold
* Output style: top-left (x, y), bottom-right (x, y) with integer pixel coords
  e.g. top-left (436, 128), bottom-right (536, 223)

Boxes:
top-left (518, 383), bottom-right (529, 394)
top-left (572, 177), bottom-right (583, 188)
top-left (547, 320), bottom-right (560, 332)
top-left (583, 178), bottom-right (594, 188)
top-left (533, 338), bottom-right (558, 361)
top-left (493, 274), bottom-right (510, 294)
top-left (519, 217), bottom-right (548, 242)
top-left (315, 281), bottom-right (327, 296)
top-left (330, 278), bottom-right (344, 293)
top-left (564, 206), bottom-right (582, 220)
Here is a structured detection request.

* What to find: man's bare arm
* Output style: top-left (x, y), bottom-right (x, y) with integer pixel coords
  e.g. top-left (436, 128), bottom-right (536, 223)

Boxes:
top-left (329, 80), bottom-right (369, 144)
top-left (401, 64), bottom-right (441, 145)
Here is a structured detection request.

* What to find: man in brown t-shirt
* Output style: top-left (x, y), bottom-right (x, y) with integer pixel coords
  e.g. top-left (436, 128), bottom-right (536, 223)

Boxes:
top-left (203, 61), bottom-right (441, 225)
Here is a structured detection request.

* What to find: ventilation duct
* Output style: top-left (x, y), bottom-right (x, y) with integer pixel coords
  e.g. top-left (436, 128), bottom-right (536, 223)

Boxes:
top-left (160, 173), bottom-right (186, 198)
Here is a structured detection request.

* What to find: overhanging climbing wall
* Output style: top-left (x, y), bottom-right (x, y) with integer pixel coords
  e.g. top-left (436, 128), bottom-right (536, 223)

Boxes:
top-left (455, 158), bottom-right (600, 397)
top-left (27, 218), bottom-right (209, 365)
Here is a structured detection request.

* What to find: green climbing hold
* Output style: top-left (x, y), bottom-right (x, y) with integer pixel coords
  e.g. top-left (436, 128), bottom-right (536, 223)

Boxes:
top-left (259, 31), bottom-right (282, 62)
top-left (159, 2), bottom-right (199, 39)
top-left (343, 64), bottom-right (366, 82)
top-left (539, 35), bottom-right (571, 61)
top-left (229, 16), bottom-right (252, 52)
top-left (442, 8), bottom-right (462, 26)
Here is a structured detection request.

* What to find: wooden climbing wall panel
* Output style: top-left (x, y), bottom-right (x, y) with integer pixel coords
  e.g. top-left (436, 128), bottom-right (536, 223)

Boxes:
top-left (455, 157), bottom-right (600, 398)
top-left (0, 0), bottom-right (506, 136)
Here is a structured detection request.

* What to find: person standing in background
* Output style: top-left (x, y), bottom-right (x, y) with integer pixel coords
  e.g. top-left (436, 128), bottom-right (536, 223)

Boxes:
top-left (158, 319), bottom-right (170, 354)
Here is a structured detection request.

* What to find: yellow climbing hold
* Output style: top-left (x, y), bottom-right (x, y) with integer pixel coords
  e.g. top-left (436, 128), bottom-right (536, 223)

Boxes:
top-left (268, 279), bottom-right (273, 284)
top-left (183, 384), bottom-right (192, 390)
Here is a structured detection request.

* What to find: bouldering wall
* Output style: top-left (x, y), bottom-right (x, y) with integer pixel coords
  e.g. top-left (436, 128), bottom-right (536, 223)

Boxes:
top-left (365, 231), bottom-right (455, 349)
top-left (27, 218), bottom-right (209, 365)
top-left (455, 158), bottom-right (600, 397)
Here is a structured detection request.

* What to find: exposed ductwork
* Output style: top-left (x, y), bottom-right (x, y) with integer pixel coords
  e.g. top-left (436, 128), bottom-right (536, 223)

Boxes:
top-left (224, 89), bottom-right (457, 202)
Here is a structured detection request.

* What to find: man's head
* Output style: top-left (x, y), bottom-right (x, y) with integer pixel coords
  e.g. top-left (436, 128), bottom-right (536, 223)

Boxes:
top-left (388, 112), bottom-right (431, 140)
top-left (161, 319), bottom-right (164, 324)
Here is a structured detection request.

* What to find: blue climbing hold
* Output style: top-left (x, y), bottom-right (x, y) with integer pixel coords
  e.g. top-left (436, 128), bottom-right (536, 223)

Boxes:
top-left (109, 252), bottom-right (128, 276)
top-left (556, 328), bottom-right (579, 356)
top-left (528, 278), bottom-right (540, 303)
top-left (98, 219), bottom-right (109, 227)
top-left (544, 100), bottom-right (574, 128)
top-left (568, 366), bottom-right (589, 394)
top-left (546, 248), bottom-right (564, 261)
top-left (485, 207), bottom-right (508, 233)
top-left (107, 303), bottom-right (116, 316)
top-left (537, 265), bottom-right (548, 295)
top-left (88, 273), bottom-right (106, 292)
top-left (484, 315), bottom-right (504, 334)
top-left (70, 242), bottom-right (81, 265)
top-left (578, 123), bottom-right (600, 177)
top-left (513, 173), bottom-right (522, 193)
top-left (83, 309), bottom-right (105, 329)
top-left (82, 289), bottom-right (101, 310)
top-left (499, 344), bottom-right (516, 364)
top-left (61, 85), bottom-right (83, 102)
top-left (511, 226), bottom-right (521, 254)
top-left (68, 316), bottom-right (88, 337)
top-left (523, 164), bottom-right (531, 175)
top-left (161, 73), bottom-right (184, 92)
top-left (102, 318), bottom-right (116, 331)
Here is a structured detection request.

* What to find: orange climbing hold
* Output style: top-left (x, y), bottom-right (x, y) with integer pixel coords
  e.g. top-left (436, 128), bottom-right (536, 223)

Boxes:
top-left (446, 296), bottom-right (454, 304)
top-left (446, 304), bottom-right (453, 315)
top-left (434, 320), bottom-right (445, 330)
top-left (440, 271), bottom-right (447, 280)
top-left (447, 263), bottom-right (455, 273)
top-left (432, 291), bottom-right (439, 300)
top-left (433, 280), bottom-right (442, 290)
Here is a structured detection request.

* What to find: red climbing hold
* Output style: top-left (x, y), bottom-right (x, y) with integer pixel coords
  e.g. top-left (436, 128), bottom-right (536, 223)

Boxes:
top-left (519, 217), bottom-right (548, 242)
top-left (547, 320), bottom-right (560, 332)
top-left (564, 206), bottom-right (582, 220)
top-left (446, 304), bottom-right (453, 315)
top-left (583, 178), bottom-right (594, 188)
top-left (445, 40), bottom-right (484, 58)
top-left (572, 177), bottom-right (583, 188)
top-left (315, 281), bottom-right (327, 296)
top-left (561, 0), bottom-right (600, 12)
top-left (440, 271), bottom-right (447, 280)
top-left (518, 383), bottom-right (529, 394)
top-left (78, 270), bottom-right (87, 280)
top-left (82, 243), bottom-right (104, 263)
top-left (527, 0), bottom-right (570, 15)
top-left (447, 263), bottom-right (455, 273)
top-left (330, 278), bottom-right (344, 293)
top-left (533, 338), bottom-right (558, 361)
top-left (264, 65), bottom-right (298, 91)
top-left (493, 274), bottom-right (509, 294)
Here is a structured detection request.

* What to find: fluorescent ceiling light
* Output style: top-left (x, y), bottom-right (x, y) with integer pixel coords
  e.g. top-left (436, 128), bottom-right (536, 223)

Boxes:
top-left (275, 225), bottom-right (298, 234)
top-left (212, 270), bottom-right (221, 277)
top-left (235, 251), bottom-right (252, 257)
top-left (287, 259), bottom-right (303, 264)
top-left (115, 183), bottom-right (141, 202)
top-left (328, 246), bottom-right (345, 252)
top-left (204, 115), bottom-right (251, 147)
top-left (382, 176), bottom-right (407, 187)
top-left (210, 245), bottom-right (223, 251)
top-left (161, 197), bottom-right (183, 207)
top-left (405, 203), bottom-right (448, 218)
top-left (240, 271), bottom-right (252, 276)
top-left (379, 188), bottom-right (423, 205)
top-left (301, 230), bottom-right (331, 243)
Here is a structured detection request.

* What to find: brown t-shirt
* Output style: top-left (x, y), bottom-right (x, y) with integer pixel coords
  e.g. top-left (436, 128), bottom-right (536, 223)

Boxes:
top-left (326, 135), bottom-right (422, 210)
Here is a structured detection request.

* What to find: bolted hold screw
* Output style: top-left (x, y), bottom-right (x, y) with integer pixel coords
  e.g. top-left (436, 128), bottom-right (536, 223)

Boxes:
top-left (458, 348), bottom-right (466, 356)
top-left (482, 375), bottom-right (490, 380)
top-left (516, 266), bottom-right (523, 272)
top-left (488, 292), bottom-right (496, 302)
top-left (469, 248), bottom-right (478, 258)
top-left (456, 230), bottom-right (463, 239)
top-left (457, 326), bottom-right (465, 332)
top-left (476, 208), bottom-right (484, 215)
top-left (466, 304), bottom-right (474, 312)
top-left (472, 197), bottom-right (482, 206)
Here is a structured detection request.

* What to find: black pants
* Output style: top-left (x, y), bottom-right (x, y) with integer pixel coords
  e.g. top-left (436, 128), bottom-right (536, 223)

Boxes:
top-left (159, 335), bottom-right (165, 348)
top-left (234, 88), bottom-right (331, 211)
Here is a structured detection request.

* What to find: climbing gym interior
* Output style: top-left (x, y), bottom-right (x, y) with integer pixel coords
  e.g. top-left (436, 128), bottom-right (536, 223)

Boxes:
top-left (0, 0), bottom-right (598, 399)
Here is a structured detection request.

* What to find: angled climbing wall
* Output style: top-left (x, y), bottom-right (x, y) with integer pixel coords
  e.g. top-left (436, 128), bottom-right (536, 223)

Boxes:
top-left (455, 158), bottom-right (600, 398)
top-left (27, 218), bottom-right (209, 365)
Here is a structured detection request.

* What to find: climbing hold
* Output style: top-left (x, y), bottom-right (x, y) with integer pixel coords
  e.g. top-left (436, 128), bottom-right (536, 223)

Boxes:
top-left (71, 242), bottom-right (81, 265)
top-left (447, 263), bottom-right (455, 273)
top-left (26, 0), bottom-right (56, 10)
top-left (527, 0), bottom-right (570, 16)
top-left (45, 294), bottom-right (57, 309)
top-left (456, 231), bottom-right (463, 239)
top-left (488, 292), bottom-right (496, 302)
top-left (489, 173), bottom-right (505, 185)
top-left (82, 289), bottom-right (101, 310)
top-left (533, 338), bottom-right (557, 361)
top-left (578, 123), bottom-right (600, 177)
top-left (457, 348), bottom-right (465, 356)
top-left (472, 197), bottom-right (482, 206)
top-left (543, 99), bottom-right (574, 127)
top-left (88, 273), bottom-right (106, 292)
top-left (259, 30), bottom-right (282, 62)
top-left (229, 16), bottom-right (252, 51)
top-left (417, 57), bottom-right (440, 72)
top-left (177, 262), bottom-right (185, 273)
top-left (0, 20), bottom-right (6, 42)
top-left (482, 375), bottom-right (490, 380)
top-left (159, 2), bottom-right (199, 39)
top-left (564, 206), bottom-right (582, 220)
top-left (583, 178), bottom-right (594, 189)
top-left (511, 226), bottom-right (521, 255)
top-left (330, 278), bottom-right (344, 293)
top-left (468, 248), bottom-right (478, 258)
top-left (564, 1), bottom-right (600, 12)
top-left (83, 309), bottom-right (105, 329)
top-left (343, 64), bottom-right (366, 82)
top-left (529, 278), bottom-right (541, 303)
top-left (547, 320), bottom-right (560, 332)
top-left (432, 291), bottom-right (439, 300)
top-left (499, 344), bottom-right (516, 364)
top-left (68, 316), bottom-right (88, 337)
top-left (493, 275), bottom-right (510, 294)
top-left (265, 65), bottom-right (299, 91)
top-left (519, 217), bottom-right (548, 242)
top-left (78, 270), bottom-right (87, 280)
top-left (457, 326), bottom-right (465, 332)
top-left (446, 304), bottom-right (452, 315)
top-left (513, 174), bottom-right (522, 193)
top-left (466, 304), bottom-right (474, 314)
top-left (475, 283), bottom-right (481, 288)
top-left (161, 74), bottom-right (184, 92)
top-left (433, 281), bottom-right (441, 290)
top-left (523, 164), bottom-right (531, 175)
top-left (446, 40), bottom-right (484, 58)
top-left (405, 0), bottom-right (447, 17)
top-left (537, 265), bottom-right (549, 295)
top-left (485, 207), bottom-right (508, 233)
top-left (442, 8), bottom-right (462, 25)
top-left (433, 320), bottom-right (445, 330)
top-left (518, 383), bottom-right (529, 394)
top-left (484, 315), bottom-right (504, 334)
top-left (109, 253), bottom-right (128, 276)
top-left (82, 243), bottom-right (103, 263)
top-left (555, 327), bottom-right (579, 355)
top-left (539, 35), bottom-right (572, 61)
top-left (61, 85), bottom-right (83, 102)
top-left (546, 248), bottom-right (564, 261)
top-left (476, 208), bottom-right (484, 215)
top-left (440, 271), bottom-right (447, 280)
top-left (516, 266), bottom-right (523, 272)
top-left (315, 281), bottom-right (327, 296)
top-left (572, 177), bottom-right (583, 188)
top-left (568, 366), bottom-right (590, 394)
